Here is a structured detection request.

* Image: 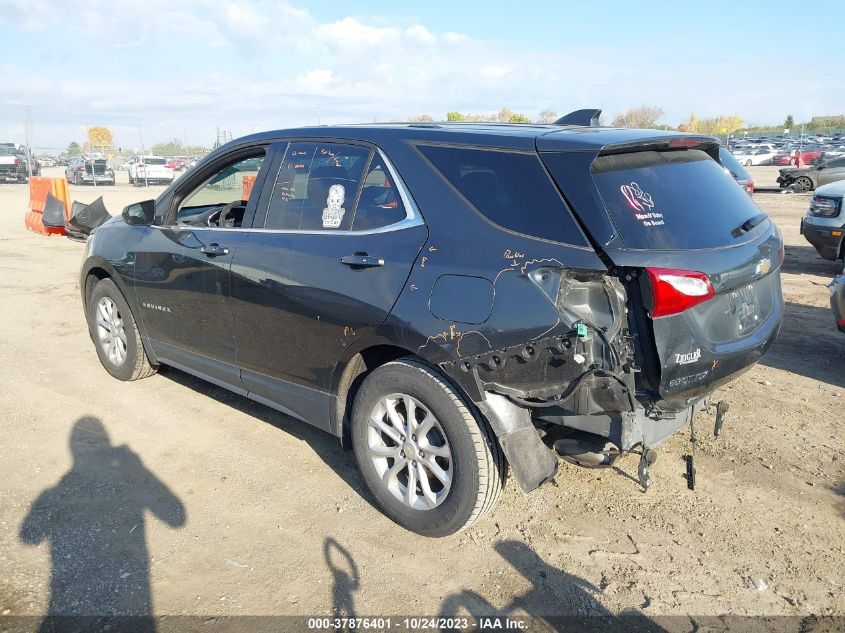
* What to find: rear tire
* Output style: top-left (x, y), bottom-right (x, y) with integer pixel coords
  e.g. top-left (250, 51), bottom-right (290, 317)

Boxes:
top-left (87, 278), bottom-right (156, 381)
top-left (795, 176), bottom-right (814, 192)
top-left (351, 358), bottom-right (504, 537)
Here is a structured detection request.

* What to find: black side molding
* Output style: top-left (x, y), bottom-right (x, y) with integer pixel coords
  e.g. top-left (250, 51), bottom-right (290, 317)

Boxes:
top-left (553, 108), bottom-right (602, 127)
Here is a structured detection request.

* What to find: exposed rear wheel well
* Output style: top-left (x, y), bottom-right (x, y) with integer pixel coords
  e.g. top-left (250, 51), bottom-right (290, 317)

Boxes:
top-left (334, 345), bottom-right (417, 446)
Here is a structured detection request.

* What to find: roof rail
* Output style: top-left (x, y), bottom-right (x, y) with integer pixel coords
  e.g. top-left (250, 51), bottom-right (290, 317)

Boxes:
top-left (553, 109), bottom-right (602, 127)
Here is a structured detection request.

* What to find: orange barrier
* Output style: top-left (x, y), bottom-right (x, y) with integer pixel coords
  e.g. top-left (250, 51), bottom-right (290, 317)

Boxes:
top-left (25, 177), bottom-right (71, 236)
top-left (242, 175), bottom-right (256, 201)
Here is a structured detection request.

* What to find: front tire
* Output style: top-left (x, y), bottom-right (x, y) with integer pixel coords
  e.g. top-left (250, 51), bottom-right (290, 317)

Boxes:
top-left (351, 358), bottom-right (504, 537)
top-left (87, 278), bottom-right (156, 381)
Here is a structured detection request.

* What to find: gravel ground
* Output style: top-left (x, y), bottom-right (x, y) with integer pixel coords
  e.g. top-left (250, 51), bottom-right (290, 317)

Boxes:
top-left (0, 167), bottom-right (842, 628)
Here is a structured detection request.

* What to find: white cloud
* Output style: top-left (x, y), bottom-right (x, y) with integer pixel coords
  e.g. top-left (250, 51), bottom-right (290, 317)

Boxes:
top-left (1, 0), bottom-right (844, 150)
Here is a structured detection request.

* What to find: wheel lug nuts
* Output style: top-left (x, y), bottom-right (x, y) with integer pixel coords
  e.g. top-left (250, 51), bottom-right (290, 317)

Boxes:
top-left (412, 461), bottom-right (417, 467)
top-left (412, 434), bottom-right (416, 441)
top-left (419, 451), bottom-right (425, 458)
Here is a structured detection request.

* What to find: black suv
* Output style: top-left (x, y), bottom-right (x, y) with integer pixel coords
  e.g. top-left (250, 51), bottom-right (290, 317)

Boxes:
top-left (81, 117), bottom-right (784, 536)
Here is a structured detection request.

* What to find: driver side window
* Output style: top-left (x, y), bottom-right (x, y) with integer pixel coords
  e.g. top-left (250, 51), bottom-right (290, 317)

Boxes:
top-left (175, 150), bottom-right (267, 228)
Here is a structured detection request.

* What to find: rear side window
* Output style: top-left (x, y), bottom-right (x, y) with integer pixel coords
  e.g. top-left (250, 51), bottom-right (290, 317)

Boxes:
top-left (264, 142), bottom-right (370, 230)
top-left (417, 145), bottom-right (587, 246)
top-left (351, 155), bottom-right (407, 231)
top-left (588, 149), bottom-right (763, 250)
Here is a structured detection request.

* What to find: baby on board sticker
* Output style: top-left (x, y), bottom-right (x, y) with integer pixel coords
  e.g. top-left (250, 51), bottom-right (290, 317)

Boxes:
top-left (322, 184), bottom-right (346, 228)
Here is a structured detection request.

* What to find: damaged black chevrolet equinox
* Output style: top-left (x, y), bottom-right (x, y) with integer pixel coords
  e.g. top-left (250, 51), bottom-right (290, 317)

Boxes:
top-left (81, 113), bottom-right (784, 536)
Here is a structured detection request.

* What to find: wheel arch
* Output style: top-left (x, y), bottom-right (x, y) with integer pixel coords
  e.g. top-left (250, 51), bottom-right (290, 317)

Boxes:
top-left (331, 343), bottom-right (419, 446)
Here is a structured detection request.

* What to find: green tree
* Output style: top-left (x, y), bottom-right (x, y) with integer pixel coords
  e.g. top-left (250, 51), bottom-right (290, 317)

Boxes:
top-left (446, 111), bottom-right (466, 121)
top-left (507, 112), bottom-right (531, 123)
top-left (152, 138), bottom-right (186, 156)
top-left (784, 114), bottom-right (794, 129)
top-left (66, 141), bottom-right (81, 156)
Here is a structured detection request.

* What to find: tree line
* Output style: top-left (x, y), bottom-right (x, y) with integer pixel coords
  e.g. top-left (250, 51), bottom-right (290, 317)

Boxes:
top-left (407, 107), bottom-right (845, 137)
top-left (61, 109), bottom-right (844, 160)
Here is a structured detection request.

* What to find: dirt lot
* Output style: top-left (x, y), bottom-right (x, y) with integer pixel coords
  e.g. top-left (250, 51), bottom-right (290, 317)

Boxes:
top-left (0, 166), bottom-right (843, 627)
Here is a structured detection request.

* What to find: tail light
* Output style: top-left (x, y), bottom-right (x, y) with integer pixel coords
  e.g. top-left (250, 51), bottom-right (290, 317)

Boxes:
top-left (646, 268), bottom-right (715, 317)
top-left (744, 182), bottom-right (754, 195)
top-left (14, 158), bottom-right (21, 166)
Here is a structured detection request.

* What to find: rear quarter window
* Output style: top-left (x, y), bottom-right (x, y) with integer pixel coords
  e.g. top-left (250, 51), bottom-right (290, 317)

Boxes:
top-left (589, 149), bottom-right (763, 250)
top-left (416, 145), bottom-right (588, 246)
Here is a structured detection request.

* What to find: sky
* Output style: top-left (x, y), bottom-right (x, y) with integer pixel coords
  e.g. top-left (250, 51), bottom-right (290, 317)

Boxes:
top-left (1, 0), bottom-right (844, 152)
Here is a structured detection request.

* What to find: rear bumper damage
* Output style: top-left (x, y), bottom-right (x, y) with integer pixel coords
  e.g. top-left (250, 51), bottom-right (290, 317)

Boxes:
top-left (476, 389), bottom-right (716, 493)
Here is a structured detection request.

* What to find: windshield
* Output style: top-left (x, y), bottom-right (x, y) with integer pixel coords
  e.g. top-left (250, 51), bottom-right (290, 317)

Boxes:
top-left (142, 157), bottom-right (167, 165)
top-left (589, 149), bottom-right (763, 250)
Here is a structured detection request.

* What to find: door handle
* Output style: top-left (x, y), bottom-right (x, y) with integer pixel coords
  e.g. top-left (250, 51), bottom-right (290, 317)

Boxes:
top-left (341, 253), bottom-right (384, 268)
top-left (201, 243), bottom-right (229, 257)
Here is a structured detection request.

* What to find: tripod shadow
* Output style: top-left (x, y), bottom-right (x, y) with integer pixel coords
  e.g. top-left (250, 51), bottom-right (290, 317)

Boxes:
top-left (439, 540), bottom-right (665, 632)
top-left (324, 537), bottom-right (360, 621)
top-left (19, 416), bottom-right (186, 633)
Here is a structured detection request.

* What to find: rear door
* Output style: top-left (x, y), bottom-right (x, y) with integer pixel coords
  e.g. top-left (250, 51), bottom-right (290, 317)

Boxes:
top-left (540, 139), bottom-right (783, 402)
top-left (230, 140), bottom-right (427, 428)
top-left (817, 158), bottom-right (845, 186)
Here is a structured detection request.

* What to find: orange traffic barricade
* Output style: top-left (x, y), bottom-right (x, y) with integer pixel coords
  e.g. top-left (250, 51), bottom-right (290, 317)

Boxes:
top-left (25, 177), bottom-right (71, 236)
top-left (242, 175), bottom-right (256, 201)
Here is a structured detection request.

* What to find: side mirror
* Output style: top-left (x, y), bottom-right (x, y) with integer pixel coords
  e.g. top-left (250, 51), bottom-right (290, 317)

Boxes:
top-left (122, 200), bottom-right (156, 226)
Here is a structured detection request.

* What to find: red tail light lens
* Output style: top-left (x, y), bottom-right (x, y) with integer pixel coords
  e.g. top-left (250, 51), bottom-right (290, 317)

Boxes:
top-left (745, 182), bottom-right (754, 194)
top-left (646, 267), bottom-right (715, 317)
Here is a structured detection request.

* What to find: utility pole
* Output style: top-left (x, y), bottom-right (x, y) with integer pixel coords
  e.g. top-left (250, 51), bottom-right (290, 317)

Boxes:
top-left (24, 108), bottom-right (33, 179)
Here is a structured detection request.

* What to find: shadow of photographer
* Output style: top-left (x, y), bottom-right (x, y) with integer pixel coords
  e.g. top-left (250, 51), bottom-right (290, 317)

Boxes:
top-left (19, 416), bottom-right (186, 632)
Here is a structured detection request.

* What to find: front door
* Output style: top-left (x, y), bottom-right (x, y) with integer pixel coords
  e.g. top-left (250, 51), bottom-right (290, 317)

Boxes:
top-left (230, 141), bottom-right (427, 427)
top-left (133, 148), bottom-right (271, 386)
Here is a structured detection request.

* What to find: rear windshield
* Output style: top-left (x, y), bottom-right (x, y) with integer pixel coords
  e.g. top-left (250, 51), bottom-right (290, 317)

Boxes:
top-left (589, 149), bottom-right (762, 250)
top-left (417, 145), bottom-right (587, 246)
top-left (143, 157), bottom-right (167, 165)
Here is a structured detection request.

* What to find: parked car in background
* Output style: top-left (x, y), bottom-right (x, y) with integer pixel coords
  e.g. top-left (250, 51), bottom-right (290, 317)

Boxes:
top-left (778, 157), bottom-right (845, 192)
top-left (772, 149), bottom-right (824, 166)
top-left (731, 147), bottom-right (776, 166)
top-left (719, 147), bottom-right (754, 195)
top-left (65, 156), bottom-right (116, 186)
top-left (128, 156), bottom-right (175, 185)
top-left (80, 121), bottom-right (784, 536)
top-left (166, 157), bottom-right (190, 171)
top-left (800, 181), bottom-right (845, 260)
top-left (0, 144), bottom-right (28, 182)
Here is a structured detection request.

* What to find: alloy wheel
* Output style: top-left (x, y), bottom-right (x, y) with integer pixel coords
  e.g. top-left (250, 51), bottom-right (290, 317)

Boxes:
top-left (367, 393), bottom-right (453, 510)
top-left (96, 297), bottom-right (128, 366)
